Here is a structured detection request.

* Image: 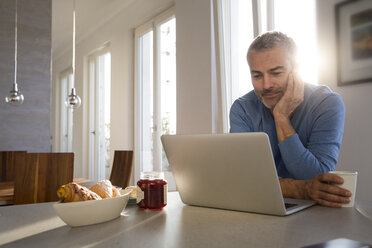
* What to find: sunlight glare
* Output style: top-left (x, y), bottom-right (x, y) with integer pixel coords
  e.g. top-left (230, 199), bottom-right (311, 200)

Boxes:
top-left (274, 0), bottom-right (318, 85)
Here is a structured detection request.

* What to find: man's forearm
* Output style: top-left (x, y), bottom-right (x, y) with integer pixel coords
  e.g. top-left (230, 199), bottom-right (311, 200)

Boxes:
top-left (279, 178), bottom-right (310, 199)
top-left (273, 113), bottom-right (296, 143)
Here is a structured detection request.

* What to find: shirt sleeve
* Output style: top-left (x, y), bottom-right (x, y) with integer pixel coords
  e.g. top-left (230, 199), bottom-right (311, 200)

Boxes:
top-left (278, 94), bottom-right (345, 180)
top-left (229, 100), bottom-right (254, 132)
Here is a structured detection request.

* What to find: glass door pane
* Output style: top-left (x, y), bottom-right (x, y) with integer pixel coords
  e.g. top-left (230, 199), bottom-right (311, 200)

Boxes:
top-left (60, 70), bottom-right (73, 152)
top-left (102, 53), bottom-right (111, 178)
top-left (139, 30), bottom-right (154, 173)
top-left (89, 58), bottom-right (96, 180)
top-left (159, 17), bottom-right (176, 172)
top-left (89, 51), bottom-right (111, 181)
top-left (60, 75), bottom-right (68, 152)
top-left (230, 0), bottom-right (254, 102)
top-left (97, 53), bottom-right (111, 179)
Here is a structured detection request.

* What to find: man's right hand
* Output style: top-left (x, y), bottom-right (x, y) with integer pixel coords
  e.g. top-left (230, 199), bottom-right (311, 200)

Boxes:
top-left (303, 173), bottom-right (352, 207)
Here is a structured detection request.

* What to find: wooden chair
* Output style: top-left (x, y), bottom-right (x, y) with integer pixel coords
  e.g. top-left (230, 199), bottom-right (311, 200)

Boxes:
top-left (0, 151), bottom-right (27, 204)
top-left (109, 150), bottom-right (133, 188)
top-left (13, 152), bottom-right (74, 205)
top-left (0, 151), bottom-right (27, 182)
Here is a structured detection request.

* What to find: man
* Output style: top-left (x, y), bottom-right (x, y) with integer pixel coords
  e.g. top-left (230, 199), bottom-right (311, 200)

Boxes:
top-left (230, 31), bottom-right (351, 207)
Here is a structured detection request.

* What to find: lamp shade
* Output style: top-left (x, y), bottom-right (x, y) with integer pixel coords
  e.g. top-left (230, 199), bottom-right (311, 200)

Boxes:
top-left (65, 88), bottom-right (81, 109)
top-left (5, 83), bottom-right (24, 106)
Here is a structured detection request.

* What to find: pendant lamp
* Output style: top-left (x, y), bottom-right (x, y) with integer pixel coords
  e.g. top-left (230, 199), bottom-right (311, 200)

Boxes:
top-left (65, 0), bottom-right (81, 109)
top-left (5, 0), bottom-right (24, 106)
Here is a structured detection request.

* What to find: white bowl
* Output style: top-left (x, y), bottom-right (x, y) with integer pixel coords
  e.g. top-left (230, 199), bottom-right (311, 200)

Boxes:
top-left (53, 188), bottom-right (132, 227)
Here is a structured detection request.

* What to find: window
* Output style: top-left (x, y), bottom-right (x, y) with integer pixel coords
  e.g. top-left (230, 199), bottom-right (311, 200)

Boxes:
top-left (273, 0), bottom-right (318, 84)
top-left (135, 8), bottom-right (176, 189)
top-left (59, 69), bottom-right (73, 152)
top-left (88, 46), bottom-right (111, 182)
top-left (218, 0), bottom-right (317, 132)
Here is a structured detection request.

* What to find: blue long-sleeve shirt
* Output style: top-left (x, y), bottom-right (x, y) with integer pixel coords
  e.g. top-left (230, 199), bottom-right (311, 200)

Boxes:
top-left (229, 83), bottom-right (345, 180)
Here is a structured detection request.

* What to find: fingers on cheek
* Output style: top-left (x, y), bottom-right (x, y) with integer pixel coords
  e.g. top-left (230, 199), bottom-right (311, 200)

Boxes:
top-left (287, 73), bottom-right (294, 88)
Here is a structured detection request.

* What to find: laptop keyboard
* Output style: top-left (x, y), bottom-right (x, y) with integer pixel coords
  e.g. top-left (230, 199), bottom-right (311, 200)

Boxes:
top-left (285, 203), bottom-right (298, 209)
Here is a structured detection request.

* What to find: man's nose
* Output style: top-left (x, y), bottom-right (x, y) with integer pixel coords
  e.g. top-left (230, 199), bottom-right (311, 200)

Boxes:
top-left (262, 75), bottom-right (273, 90)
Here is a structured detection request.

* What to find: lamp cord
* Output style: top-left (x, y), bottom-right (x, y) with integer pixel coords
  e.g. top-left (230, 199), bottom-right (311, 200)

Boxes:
top-left (14, 0), bottom-right (18, 89)
top-left (72, 0), bottom-right (76, 87)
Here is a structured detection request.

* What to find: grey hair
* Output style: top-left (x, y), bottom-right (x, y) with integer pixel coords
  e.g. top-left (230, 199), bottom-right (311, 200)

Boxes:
top-left (247, 31), bottom-right (297, 65)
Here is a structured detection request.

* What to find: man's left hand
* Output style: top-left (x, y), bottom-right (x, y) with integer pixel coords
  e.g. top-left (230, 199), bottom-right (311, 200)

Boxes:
top-left (272, 69), bottom-right (304, 143)
top-left (273, 69), bottom-right (304, 118)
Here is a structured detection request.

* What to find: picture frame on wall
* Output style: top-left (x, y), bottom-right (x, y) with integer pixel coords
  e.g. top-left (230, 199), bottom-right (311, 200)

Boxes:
top-left (336, 0), bottom-right (372, 86)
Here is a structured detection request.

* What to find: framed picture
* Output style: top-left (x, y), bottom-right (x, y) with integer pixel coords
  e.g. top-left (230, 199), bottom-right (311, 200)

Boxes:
top-left (336, 0), bottom-right (372, 86)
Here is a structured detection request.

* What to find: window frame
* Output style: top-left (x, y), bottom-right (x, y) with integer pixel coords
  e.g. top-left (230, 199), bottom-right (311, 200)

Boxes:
top-left (87, 44), bottom-right (112, 182)
top-left (217, 0), bottom-right (316, 133)
top-left (134, 7), bottom-right (176, 189)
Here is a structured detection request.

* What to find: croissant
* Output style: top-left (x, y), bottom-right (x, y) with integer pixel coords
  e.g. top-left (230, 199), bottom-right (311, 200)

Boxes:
top-left (112, 186), bottom-right (121, 197)
top-left (125, 185), bottom-right (137, 198)
top-left (90, 179), bottom-right (120, 199)
top-left (57, 182), bottom-right (102, 202)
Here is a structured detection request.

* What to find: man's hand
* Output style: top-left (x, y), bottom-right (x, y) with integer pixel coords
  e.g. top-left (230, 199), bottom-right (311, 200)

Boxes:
top-left (280, 174), bottom-right (352, 208)
top-left (273, 69), bottom-right (304, 118)
top-left (272, 69), bottom-right (304, 143)
top-left (303, 173), bottom-right (352, 207)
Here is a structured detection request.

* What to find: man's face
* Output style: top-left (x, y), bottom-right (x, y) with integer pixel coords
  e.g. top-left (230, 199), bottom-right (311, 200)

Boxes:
top-left (248, 47), bottom-right (293, 110)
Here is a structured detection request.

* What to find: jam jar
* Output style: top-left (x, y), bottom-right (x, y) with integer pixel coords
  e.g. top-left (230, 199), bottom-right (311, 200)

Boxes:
top-left (137, 171), bottom-right (167, 210)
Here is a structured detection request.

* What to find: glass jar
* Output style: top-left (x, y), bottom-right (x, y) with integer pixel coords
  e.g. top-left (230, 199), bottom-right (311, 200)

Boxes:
top-left (137, 171), bottom-right (167, 210)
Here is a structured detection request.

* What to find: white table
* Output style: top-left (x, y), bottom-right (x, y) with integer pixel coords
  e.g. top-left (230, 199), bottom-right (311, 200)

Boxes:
top-left (1, 192), bottom-right (372, 247)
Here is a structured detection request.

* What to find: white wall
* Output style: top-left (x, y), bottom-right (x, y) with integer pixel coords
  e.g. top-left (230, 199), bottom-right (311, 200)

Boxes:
top-left (52, 0), bottom-right (174, 178)
top-left (317, 0), bottom-right (372, 203)
top-left (175, 0), bottom-right (217, 134)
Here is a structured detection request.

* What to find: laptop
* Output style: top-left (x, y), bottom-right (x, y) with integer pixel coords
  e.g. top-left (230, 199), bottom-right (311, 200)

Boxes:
top-left (161, 132), bottom-right (315, 216)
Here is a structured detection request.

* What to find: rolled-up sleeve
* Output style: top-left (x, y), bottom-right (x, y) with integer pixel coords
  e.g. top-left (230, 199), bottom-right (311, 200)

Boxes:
top-left (278, 94), bottom-right (345, 180)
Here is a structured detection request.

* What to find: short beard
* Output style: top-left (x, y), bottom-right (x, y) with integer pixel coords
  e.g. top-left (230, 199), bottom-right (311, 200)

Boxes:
top-left (256, 89), bottom-right (285, 110)
top-left (260, 98), bottom-right (275, 110)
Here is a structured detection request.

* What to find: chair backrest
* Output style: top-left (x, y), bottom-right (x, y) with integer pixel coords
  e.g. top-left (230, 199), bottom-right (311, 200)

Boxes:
top-left (13, 152), bottom-right (74, 205)
top-left (0, 151), bottom-right (27, 182)
top-left (109, 150), bottom-right (133, 188)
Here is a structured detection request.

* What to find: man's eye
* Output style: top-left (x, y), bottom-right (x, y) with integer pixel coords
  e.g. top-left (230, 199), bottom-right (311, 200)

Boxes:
top-left (252, 74), bottom-right (262, 79)
top-left (272, 72), bottom-right (282, 76)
